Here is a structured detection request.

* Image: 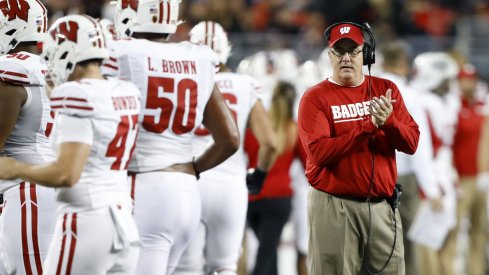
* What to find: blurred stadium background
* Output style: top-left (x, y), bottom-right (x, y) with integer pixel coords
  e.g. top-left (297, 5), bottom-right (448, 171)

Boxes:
top-left (44, 0), bottom-right (489, 78)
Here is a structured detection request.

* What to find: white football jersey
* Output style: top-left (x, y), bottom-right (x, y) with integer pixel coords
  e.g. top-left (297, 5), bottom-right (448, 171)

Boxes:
top-left (50, 78), bottom-right (140, 212)
top-left (0, 52), bottom-right (55, 193)
top-left (106, 39), bottom-right (219, 172)
top-left (192, 72), bottom-right (259, 180)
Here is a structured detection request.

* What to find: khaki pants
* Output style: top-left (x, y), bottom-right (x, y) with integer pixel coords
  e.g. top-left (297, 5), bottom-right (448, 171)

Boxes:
top-left (397, 174), bottom-right (421, 275)
top-left (308, 188), bottom-right (405, 275)
top-left (436, 177), bottom-right (487, 275)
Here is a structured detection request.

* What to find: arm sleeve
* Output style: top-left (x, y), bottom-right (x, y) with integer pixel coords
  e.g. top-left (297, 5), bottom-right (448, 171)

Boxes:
top-left (55, 114), bottom-right (93, 145)
top-left (0, 56), bottom-right (43, 86)
top-left (50, 84), bottom-right (95, 117)
top-left (297, 91), bottom-right (379, 167)
top-left (381, 84), bottom-right (420, 154)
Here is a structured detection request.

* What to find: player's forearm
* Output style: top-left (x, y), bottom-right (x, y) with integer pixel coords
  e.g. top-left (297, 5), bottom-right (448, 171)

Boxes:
top-left (249, 101), bottom-right (277, 171)
top-left (14, 161), bottom-right (79, 188)
top-left (194, 139), bottom-right (239, 173)
top-left (257, 145), bottom-right (277, 171)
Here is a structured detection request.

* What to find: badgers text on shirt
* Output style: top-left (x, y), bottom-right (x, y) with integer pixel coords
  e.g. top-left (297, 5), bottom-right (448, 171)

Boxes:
top-left (331, 101), bottom-right (373, 123)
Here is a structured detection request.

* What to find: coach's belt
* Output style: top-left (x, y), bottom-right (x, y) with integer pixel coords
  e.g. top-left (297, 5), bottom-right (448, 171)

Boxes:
top-left (332, 194), bottom-right (386, 204)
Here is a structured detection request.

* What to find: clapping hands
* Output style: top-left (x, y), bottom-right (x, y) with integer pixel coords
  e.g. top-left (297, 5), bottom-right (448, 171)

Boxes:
top-left (369, 89), bottom-right (394, 128)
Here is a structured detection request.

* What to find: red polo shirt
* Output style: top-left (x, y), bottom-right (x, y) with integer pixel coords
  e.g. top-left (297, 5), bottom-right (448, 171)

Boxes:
top-left (298, 76), bottom-right (419, 198)
top-left (452, 97), bottom-right (485, 177)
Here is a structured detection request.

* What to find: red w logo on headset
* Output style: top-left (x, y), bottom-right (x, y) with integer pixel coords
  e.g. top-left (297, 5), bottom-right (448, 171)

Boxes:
top-left (0, 0), bottom-right (30, 22)
top-left (50, 21), bottom-right (79, 44)
top-left (121, 0), bottom-right (139, 11)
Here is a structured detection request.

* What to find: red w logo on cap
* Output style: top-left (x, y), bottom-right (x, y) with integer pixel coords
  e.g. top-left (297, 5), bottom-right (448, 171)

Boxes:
top-left (0, 0), bottom-right (30, 22)
top-left (121, 0), bottom-right (138, 11)
top-left (340, 26), bottom-right (351, 35)
top-left (50, 21), bottom-right (79, 44)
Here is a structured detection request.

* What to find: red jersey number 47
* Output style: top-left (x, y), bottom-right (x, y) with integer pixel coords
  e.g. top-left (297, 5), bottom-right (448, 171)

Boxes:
top-left (106, 115), bottom-right (139, 170)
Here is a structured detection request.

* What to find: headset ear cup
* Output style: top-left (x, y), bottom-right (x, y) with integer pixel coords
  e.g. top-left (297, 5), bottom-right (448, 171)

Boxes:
top-left (363, 44), bottom-right (370, 65)
top-left (365, 44), bottom-right (374, 66)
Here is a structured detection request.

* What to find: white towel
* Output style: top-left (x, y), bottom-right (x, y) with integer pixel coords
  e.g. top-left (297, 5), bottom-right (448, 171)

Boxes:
top-left (109, 204), bottom-right (141, 251)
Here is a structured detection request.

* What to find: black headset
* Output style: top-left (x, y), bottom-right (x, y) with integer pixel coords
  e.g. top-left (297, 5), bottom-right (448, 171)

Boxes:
top-left (324, 22), bottom-right (376, 66)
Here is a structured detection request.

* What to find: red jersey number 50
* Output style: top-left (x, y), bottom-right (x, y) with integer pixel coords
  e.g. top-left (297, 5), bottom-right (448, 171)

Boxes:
top-left (143, 76), bottom-right (198, 135)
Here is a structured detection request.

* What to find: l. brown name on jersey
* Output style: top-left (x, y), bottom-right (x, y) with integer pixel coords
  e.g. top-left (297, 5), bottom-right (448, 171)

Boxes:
top-left (112, 96), bottom-right (138, 111)
top-left (147, 57), bottom-right (197, 75)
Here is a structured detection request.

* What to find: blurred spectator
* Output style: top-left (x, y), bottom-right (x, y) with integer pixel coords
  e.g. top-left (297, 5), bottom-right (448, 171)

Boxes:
top-left (45, 0), bottom-right (82, 24)
top-left (306, 0), bottom-right (374, 25)
top-left (380, 41), bottom-right (440, 275)
top-left (445, 63), bottom-right (487, 275)
top-left (246, 81), bottom-right (306, 275)
top-left (410, 52), bottom-right (459, 275)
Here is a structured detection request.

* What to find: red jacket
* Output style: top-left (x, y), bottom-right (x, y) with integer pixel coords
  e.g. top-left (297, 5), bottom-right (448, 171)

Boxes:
top-left (452, 97), bottom-right (485, 177)
top-left (298, 76), bottom-right (419, 198)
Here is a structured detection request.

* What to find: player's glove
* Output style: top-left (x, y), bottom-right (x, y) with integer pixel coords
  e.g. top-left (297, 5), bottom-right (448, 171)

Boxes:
top-left (246, 168), bottom-right (267, 195)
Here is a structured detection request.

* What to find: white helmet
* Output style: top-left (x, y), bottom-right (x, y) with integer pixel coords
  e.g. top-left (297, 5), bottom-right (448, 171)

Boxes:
top-left (271, 49), bottom-right (298, 81)
top-left (412, 52), bottom-right (459, 91)
top-left (317, 47), bottom-right (334, 78)
top-left (113, 0), bottom-right (182, 38)
top-left (0, 0), bottom-right (47, 55)
top-left (237, 51), bottom-right (269, 78)
top-left (99, 18), bottom-right (118, 43)
top-left (189, 21), bottom-right (231, 64)
top-left (298, 60), bottom-right (322, 90)
top-left (42, 15), bottom-right (109, 86)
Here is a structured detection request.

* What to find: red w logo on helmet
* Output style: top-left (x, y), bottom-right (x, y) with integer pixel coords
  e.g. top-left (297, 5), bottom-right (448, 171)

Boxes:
top-left (0, 0), bottom-right (30, 22)
top-left (50, 21), bottom-right (79, 44)
top-left (121, 0), bottom-right (138, 11)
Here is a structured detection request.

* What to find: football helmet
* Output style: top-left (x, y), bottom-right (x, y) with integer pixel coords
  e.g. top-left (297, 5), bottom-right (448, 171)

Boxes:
top-left (298, 60), bottom-right (322, 90)
top-left (99, 18), bottom-right (118, 43)
top-left (0, 0), bottom-right (47, 54)
top-left (189, 21), bottom-right (231, 64)
top-left (42, 15), bottom-right (109, 86)
top-left (113, 0), bottom-right (182, 38)
top-left (412, 52), bottom-right (459, 91)
top-left (271, 49), bottom-right (298, 81)
top-left (317, 47), bottom-right (333, 77)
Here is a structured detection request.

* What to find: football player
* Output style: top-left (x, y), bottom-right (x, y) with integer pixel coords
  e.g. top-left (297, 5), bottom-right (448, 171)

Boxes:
top-left (0, 1), bottom-right (55, 274)
top-left (0, 15), bottom-right (141, 275)
top-left (175, 21), bottom-right (277, 275)
top-left (107, 1), bottom-right (240, 274)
